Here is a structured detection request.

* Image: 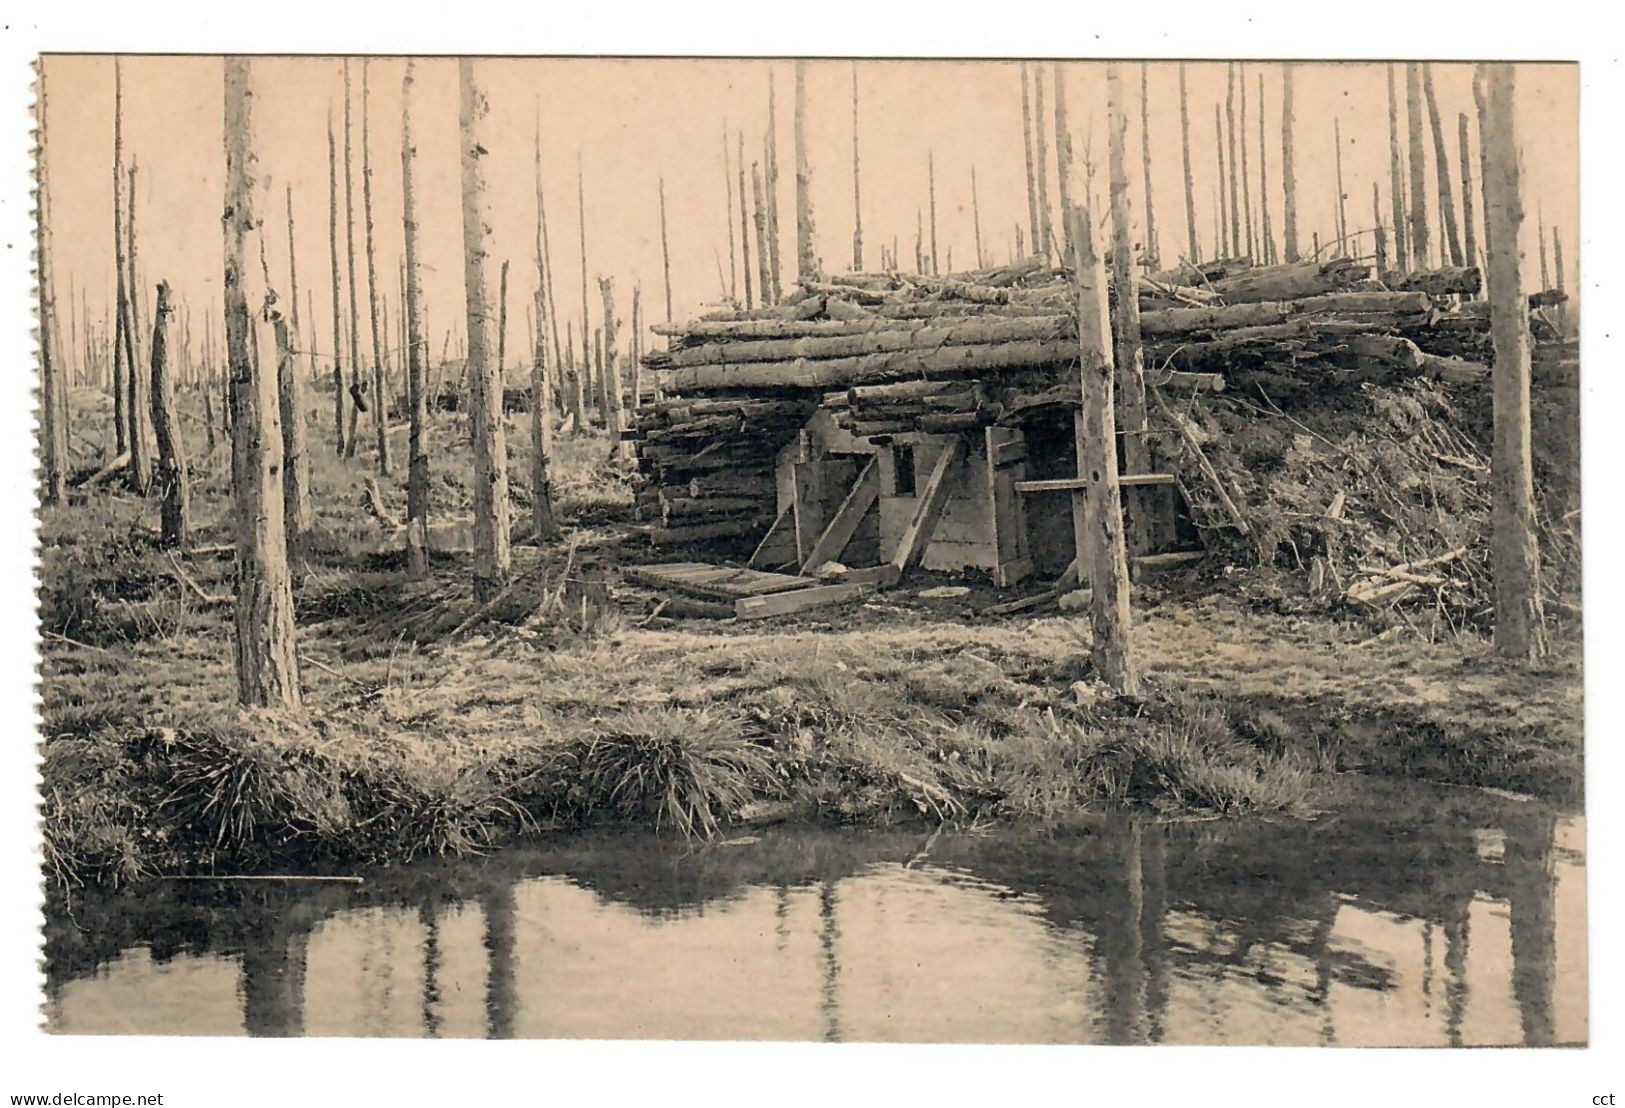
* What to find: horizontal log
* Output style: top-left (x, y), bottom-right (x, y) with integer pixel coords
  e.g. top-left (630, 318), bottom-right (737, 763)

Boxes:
top-left (665, 338), bottom-right (1078, 391)
top-left (1421, 353), bottom-right (1489, 384)
top-left (1207, 258), bottom-right (1369, 304)
top-left (1390, 266), bottom-right (1482, 295)
top-left (848, 378), bottom-right (977, 404)
top-left (1139, 291), bottom-right (1431, 336)
top-left (652, 315), bottom-right (1073, 369)
top-left (642, 517), bottom-right (765, 545)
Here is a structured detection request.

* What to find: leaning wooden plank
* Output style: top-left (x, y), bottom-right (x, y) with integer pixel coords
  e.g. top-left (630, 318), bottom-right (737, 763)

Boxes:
top-left (1150, 386), bottom-right (1251, 536)
top-left (749, 504), bottom-right (800, 569)
top-left (889, 437), bottom-right (966, 576)
top-left (800, 457), bottom-right (881, 573)
top-left (735, 582), bottom-right (869, 619)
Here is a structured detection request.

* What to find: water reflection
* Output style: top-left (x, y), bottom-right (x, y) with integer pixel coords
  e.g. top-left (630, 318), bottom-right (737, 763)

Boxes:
top-left (42, 776), bottom-right (1585, 1046)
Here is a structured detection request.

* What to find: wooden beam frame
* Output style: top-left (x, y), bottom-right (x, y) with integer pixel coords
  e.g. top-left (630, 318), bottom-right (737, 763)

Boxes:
top-left (799, 457), bottom-right (880, 573)
top-left (888, 436), bottom-right (965, 577)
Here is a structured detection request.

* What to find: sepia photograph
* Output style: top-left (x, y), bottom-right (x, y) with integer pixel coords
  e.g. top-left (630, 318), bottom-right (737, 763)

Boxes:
top-left (27, 46), bottom-right (1587, 1060)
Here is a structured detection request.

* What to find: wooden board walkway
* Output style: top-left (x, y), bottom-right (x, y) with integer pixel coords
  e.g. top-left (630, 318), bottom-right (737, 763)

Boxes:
top-left (625, 561), bottom-right (876, 620)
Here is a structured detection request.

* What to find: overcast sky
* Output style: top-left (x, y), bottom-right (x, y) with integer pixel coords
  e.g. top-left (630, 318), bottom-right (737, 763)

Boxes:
top-left (38, 57), bottom-right (1577, 372)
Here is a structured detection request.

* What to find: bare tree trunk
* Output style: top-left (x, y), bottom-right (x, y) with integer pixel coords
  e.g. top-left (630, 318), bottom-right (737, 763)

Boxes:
top-left (1021, 64), bottom-right (1040, 256)
top-left (1214, 105), bottom-right (1229, 259)
top-left (1372, 181), bottom-right (1388, 275)
top-left (1225, 64), bottom-right (1241, 261)
top-left (752, 162), bottom-right (774, 303)
top-left (326, 111), bottom-right (346, 453)
top-left (1139, 63), bottom-right (1158, 267)
top-left (658, 176), bottom-right (673, 330)
top-left (458, 59), bottom-right (513, 605)
top-left (1033, 67), bottom-right (1053, 261)
top-left (928, 151), bottom-right (939, 275)
top-left (737, 131), bottom-right (754, 310)
top-left (1406, 63), bottom-right (1431, 269)
top-left (361, 61), bottom-right (391, 475)
top-left (285, 185), bottom-right (302, 380)
top-left (1537, 204), bottom-right (1551, 291)
top-left (1180, 63), bottom-right (1201, 264)
top-left (1282, 64), bottom-right (1299, 263)
top-left (593, 327), bottom-right (606, 429)
top-left (1257, 71), bottom-right (1274, 265)
top-left (1477, 62), bottom-right (1544, 663)
top-left (971, 166), bottom-right (986, 269)
top-left (527, 126), bottom-right (561, 545)
top-left (630, 285), bottom-right (643, 412)
top-left (577, 152), bottom-right (591, 421)
top-left (275, 307), bottom-right (312, 553)
top-left (1387, 65), bottom-right (1410, 274)
top-left (723, 125), bottom-right (738, 301)
top-left (1423, 65), bottom-right (1464, 268)
top-left (124, 160), bottom-right (152, 493)
top-left (37, 65), bottom-right (68, 506)
top-left (222, 57), bottom-right (301, 709)
top-left (794, 60), bottom-right (818, 284)
top-left (765, 72), bottom-right (783, 302)
top-left (343, 62), bottom-right (364, 459)
top-left (112, 92), bottom-right (129, 459)
top-left (1459, 112), bottom-right (1478, 283)
top-left (1052, 64), bottom-right (1075, 264)
top-left (851, 63), bottom-right (863, 271)
top-left (1552, 225), bottom-right (1567, 333)
top-left (401, 60), bottom-right (431, 577)
top-left (1108, 65), bottom-right (1154, 558)
top-left (1239, 64), bottom-right (1253, 262)
top-left (1333, 118), bottom-right (1348, 255)
top-left (498, 260), bottom-right (510, 384)
top-left (1067, 77), bottom-right (1139, 696)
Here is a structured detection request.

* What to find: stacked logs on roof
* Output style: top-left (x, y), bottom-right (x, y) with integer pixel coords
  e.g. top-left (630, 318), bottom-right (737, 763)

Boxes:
top-left (624, 394), bottom-right (819, 542)
top-left (632, 256), bottom-right (1568, 531)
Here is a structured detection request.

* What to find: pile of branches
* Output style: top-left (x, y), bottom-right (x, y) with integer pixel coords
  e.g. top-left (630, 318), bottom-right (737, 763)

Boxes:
top-left (1156, 379), bottom-right (1579, 635)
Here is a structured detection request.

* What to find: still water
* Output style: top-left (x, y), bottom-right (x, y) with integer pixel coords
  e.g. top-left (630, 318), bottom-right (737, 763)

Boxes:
top-left (43, 775), bottom-right (1585, 1045)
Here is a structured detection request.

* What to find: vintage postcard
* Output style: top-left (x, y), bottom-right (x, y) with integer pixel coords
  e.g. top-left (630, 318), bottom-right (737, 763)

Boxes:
top-left (30, 52), bottom-right (1582, 1057)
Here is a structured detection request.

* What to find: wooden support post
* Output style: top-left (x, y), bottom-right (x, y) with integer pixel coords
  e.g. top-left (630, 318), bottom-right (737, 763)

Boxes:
top-left (1477, 62), bottom-right (1544, 663)
top-left (1067, 90), bottom-right (1140, 695)
top-left (222, 57), bottom-right (301, 708)
top-left (459, 58), bottom-right (513, 604)
top-left (1108, 64), bottom-right (1155, 557)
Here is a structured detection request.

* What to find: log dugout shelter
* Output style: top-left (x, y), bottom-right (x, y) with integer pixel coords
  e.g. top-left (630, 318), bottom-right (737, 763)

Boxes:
top-left (631, 253), bottom-right (1516, 608)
